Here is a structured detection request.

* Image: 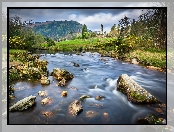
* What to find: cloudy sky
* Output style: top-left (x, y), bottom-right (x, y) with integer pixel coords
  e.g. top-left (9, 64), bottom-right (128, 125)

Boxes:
top-left (4, 2), bottom-right (163, 33)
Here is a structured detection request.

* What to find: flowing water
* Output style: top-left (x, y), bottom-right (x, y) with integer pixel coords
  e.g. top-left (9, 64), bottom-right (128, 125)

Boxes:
top-left (8, 51), bottom-right (167, 124)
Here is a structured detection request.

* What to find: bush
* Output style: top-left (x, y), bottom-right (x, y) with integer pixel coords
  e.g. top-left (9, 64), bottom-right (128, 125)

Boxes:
top-left (9, 36), bottom-right (26, 49)
top-left (47, 38), bottom-right (55, 47)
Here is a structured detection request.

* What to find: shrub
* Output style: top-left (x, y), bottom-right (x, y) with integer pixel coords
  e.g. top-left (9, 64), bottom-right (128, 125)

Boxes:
top-left (9, 36), bottom-right (26, 49)
top-left (47, 38), bottom-right (55, 47)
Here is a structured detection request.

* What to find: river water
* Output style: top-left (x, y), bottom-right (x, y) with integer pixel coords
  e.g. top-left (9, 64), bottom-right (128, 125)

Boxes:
top-left (8, 51), bottom-right (167, 124)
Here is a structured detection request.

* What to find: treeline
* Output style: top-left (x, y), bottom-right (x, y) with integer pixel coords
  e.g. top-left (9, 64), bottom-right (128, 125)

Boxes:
top-left (91, 8), bottom-right (166, 55)
top-left (9, 15), bottom-right (56, 50)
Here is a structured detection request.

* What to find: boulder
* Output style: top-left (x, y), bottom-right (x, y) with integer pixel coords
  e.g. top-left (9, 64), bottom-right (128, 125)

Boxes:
top-left (40, 97), bottom-right (52, 105)
top-left (52, 68), bottom-right (74, 87)
top-left (9, 95), bottom-right (36, 111)
top-left (68, 100), bottom-right (83, 116)
top-left (56, 78), bottom-right (66, 86)
top-left (40, 75), bottom-right (50, 85)
top-left (38, 91), bottom-right (47, 97)
top-left (52, 68), bottom-right (74, 81)
top-left (116, 74), bottom-right (161, 103)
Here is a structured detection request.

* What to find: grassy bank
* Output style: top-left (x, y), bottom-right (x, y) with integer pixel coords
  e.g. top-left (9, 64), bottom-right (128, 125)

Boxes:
top-left (9, 36), bottom-right (167, 72)
top-left (45, 38), bottom-right (166, 71)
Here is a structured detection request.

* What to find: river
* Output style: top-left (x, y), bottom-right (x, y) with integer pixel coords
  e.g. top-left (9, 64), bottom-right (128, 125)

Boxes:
top-left (8, 51), bottom-right (167, 124)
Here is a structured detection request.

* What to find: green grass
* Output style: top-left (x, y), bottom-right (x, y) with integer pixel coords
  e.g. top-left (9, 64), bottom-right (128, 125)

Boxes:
top-left (125, 49), bottom-right (166, 68)
top-left (9, 49), bottom-right (28, 54)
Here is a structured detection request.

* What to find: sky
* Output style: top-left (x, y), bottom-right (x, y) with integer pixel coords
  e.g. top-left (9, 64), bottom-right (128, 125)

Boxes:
top-left (4, 2), bottom-right (163, 33)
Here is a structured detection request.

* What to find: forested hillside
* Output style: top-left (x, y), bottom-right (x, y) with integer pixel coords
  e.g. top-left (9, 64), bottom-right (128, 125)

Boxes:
top-left (33, 20), bottom-right (84, 40)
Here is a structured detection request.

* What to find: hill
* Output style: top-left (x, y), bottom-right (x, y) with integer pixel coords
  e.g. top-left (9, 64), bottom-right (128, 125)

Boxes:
top-left (32, 20), bottom-right (84, 40)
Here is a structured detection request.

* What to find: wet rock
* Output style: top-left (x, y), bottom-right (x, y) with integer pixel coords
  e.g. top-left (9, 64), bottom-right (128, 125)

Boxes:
top-left (76, 52), bottom-right (80, 55)
top-left (61, 91), bottom-right (67, 97)
top-left (81, 50), bottom-right (85, 53)
top-left (100, 58), bottom-right (105, 61)
top-left (53, 68), bottom-right (73, 86)
top-left (69, 100), bottom-right (83, 116)
top-left (85, 110), bottom-right (98, 118)
top-left (41, 97), bottom-right (52, 105)
top-left (40, 75), bottom-right (50, 85)
top-left (9, 95), bottom-right (36, 111)
top-left (56, 78), bottom-right (66, 86)
top-left (137, 114), bottom-right (166, 124)
top-left (90, 103), bottom-right (103, 107)
top-left (52, 68), bottom-right (74, 81)
top-left (9, 95), bottom-right (15, 99)
top-left (117, 74), bottom-right (161, 103)
top-left (38, 91), bottom-right (47, 97)
top-left (80, 95), bottom-right (91, 100)
top-left (71, 62), bottom-right (80, 67)
top-left (41, 111), bottom-right (53, 117)
top-left (95, 95), bottom-right (105, 100)
top-left (103, 112), bottom-right (109, 117)
top-left (103, 112), bottom-right (110, 122)
top-left (131, 58), bottom-right (139, 64)
top-left (154, 108), bottom-right (164, 114)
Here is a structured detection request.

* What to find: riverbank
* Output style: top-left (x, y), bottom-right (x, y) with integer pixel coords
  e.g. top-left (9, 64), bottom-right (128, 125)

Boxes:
top-left (31, 37), bottom-right (167, 73)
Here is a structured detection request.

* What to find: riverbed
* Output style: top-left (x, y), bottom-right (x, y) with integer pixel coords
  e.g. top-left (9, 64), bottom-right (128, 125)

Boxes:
top-left (8, 51), bottom-right (167, 124)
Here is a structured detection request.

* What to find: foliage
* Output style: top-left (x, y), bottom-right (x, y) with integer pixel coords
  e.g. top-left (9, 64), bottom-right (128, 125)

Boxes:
top-left (9, 15), bottom-right (47, 50)
top-left (90, 32), bottom-right (97, 37)
top-left (46, 38), bottom-right (55, 47)
top-left (118, 16), bottom-right (131, 37)
top-left (33, 20), bottom-right (83, 40)
top-left (82, 24), bottom-right (88, 39)
top-left (111, 24), bottom-right (116, 31)
top-left (9, 36), bottom-right (25, 49)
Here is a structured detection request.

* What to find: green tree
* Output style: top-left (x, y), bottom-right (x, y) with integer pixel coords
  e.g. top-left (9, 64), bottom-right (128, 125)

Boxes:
top-left (118, 16), bottom-right (131, 37)
top-left (111, 24), bottom-right (116, 31)
top-left (82, 24), bottom-right (87, 39)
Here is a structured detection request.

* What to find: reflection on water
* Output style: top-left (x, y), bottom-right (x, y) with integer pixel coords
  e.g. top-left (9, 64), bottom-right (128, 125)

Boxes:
top-left (9, 51), bottom-right (166, 124)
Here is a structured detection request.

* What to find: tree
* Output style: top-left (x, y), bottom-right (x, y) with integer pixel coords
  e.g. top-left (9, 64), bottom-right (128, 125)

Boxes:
top-left (118, 16), bottom-right (131, 37)
top-left (9, 15), bottom-right (46, 50)
top-left (111, 24), bottom-right (116, 31)
top-left (82, 24), bottom-right (87, 39)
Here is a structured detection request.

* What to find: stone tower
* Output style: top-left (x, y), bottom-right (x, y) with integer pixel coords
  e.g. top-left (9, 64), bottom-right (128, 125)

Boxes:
top-left (101, 24), bottom-right (103, 34)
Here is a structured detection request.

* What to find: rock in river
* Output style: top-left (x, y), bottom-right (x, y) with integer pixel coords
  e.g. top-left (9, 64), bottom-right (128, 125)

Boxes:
top-left (52, 68), bottom-right (74, 81)
top-left (69, 100), bottom-right (83, 116)
top-left (9, 95), bottom-right (36, 111)
top-left (52, 68), bottom-right (74, 86)
top-left (40, 74), bottom-right (50, 85)
top-left (80, 95), bottom-right (91, 100)
top-left (116, 74), bottom-right (161, 103)
top-left (41, 97), bottom-right (52, 105)
top-left (38, 91), bottom-right (47, 97)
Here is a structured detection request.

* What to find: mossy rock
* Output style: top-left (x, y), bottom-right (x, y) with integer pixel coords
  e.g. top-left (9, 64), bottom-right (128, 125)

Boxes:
top-left (117, 74), bottom-right (161, 104)
top-left (52, 68), bottom-right (74, 81)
